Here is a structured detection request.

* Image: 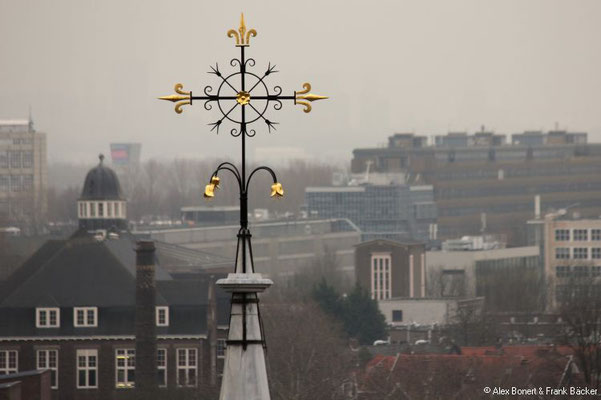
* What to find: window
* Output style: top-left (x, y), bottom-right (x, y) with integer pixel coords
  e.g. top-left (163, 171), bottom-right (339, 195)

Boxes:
top-left (22, 175), bottom-right (33, 190)
top-left (0, 151), bottom-right (8, 168)
top-left (107, 202), bottom-right (112, 217)
top-left (77, 349), bottom-right (97, 388)
top-left (573, 248), bottom-right (588, 259)
top-left (0, 350), bottom-right (18, 375)
top-left (37, 349), bottom-right (58, 389)
top-left (370, 253), bottom-right (391, 300)
top-left (0, 176), bottom-right (8, 192)
top-left (9, 151), bottom-right (21, 169)
top-left (555, 247), bottom-right (570, 259)
top-left (573, 266), bottom-right (589, 277)
top-left (555, 266), bottom-right (570, 278)
top-left (217, 339), bottom-right (227, 358)
top-left (10, 175), bottom-right (22, 192)
top-left (555, 229), bottom-right (570, 241)
top-left (592, 229), bottom-right (601, 241)
top-left (22, 152), bottom-right (33, 168)
top-left (392, 310), bottom-right (403, 322)
top-left (90, 202), bottom-right (96, 217)
top-left (114, 202), bottom-right (120, 217)
top-left (115, 349), bottom-right (135, 388)
top-left (36, 308), bottom-right (60, 328)
top-left (74, 307), bottom-right (97, 327)
top-left (573, 229), bottom-right (588, 241)
top-left (156, 306), bottom-right (169, 327)
top-left (593, 248), bottom-right (601, 259)
top-left (157, 349), bottom-right (167, 387)
top-left (593, 266), bottom-right (601, 277)
top-left (176, 348), bottom-right (197, 387)
top-left (98, 202), bottom-right (104, 217)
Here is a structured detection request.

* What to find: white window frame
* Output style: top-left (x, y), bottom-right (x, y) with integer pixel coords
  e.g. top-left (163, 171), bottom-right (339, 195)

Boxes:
top-left (592, 229), bottom-right (601, 241)
top-left (37, 349), bottom-right (59, 389)
top-left (573, 229), bottom-right (588, 241)
top-left (554, 229), bottom-right (570, 241)
top-left (370, 253), bottom-right (392, 301)
top-left (115, 349), bottom-right (135, 389)
top-left (74, 307), bottom-right (98, 328)
top-left (76, 349), bottom-right (98, 389)
top-left (573, 247), bottom-right (589, 260)
top-left (0, 350), bottom-right (18, 375)
top-left (217, 339), bottom-right (227, 358)
top-left (156, 306), bottom-right (169, 327)
top-left (36, 307), bottom-right (60, 328)
top-left (157, 348), bottom-right (167, 387)
top-left (592, 248), bottom-right (601, 259)
top-left (176, 348), bottom-right (198, 387)
top-left (555, 247), bottom-right (570, 259)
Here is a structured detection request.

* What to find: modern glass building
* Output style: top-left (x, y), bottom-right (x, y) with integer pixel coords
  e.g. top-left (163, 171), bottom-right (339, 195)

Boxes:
top-left (305, 184), bottom-right (437, 243)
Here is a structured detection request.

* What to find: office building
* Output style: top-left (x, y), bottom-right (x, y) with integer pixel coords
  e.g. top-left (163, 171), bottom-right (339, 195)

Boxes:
top-left (0, 119), bottom-right (47, 231)
top-left (352, 130), bottom-right (601, 245)
top-left (528, 213), bottom-right (601, 311)
top-left (305, 184), bottom-right (437, 243)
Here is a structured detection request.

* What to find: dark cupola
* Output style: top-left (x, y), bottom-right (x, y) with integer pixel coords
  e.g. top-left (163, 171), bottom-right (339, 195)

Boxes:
top-left (77, 154), bottom-right (128, 231)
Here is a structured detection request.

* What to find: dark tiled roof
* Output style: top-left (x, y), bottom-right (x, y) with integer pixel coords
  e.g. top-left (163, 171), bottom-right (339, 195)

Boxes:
top-left (0, 234), bottom-right (230, 337)
top-left (1, 239), bottom-right (137, 307)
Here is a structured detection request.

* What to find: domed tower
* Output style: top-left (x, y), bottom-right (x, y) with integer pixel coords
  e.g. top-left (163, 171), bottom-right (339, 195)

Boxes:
top-left (77, 154), bottom-right (128, 231)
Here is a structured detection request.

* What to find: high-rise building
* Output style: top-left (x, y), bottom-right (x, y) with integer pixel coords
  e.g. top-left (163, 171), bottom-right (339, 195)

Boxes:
top-left (352, 130), bottom-right (601, 245)
top-left (0, 119), bottom-right (47, 231)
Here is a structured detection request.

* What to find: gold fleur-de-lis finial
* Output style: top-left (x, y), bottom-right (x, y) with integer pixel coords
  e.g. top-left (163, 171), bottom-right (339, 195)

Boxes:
top-left (295, 83), bottom-right (329, 113)
top-left (227, 13), bottom-right (257, 47)
top-left (158, 83), bottom-right (192, 114)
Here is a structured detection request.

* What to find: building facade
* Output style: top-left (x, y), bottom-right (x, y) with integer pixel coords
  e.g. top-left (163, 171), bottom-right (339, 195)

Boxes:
top-left (352, 130), bottom-right (601, 245)
top-left (0, 158), bottom-right (230, 399)
top-left (141, 218), bottom-right (361, 283)
top-left (305, 184), bottom-right (437, 243)
top-left (0, 119), bottom-right (47, 231)
top-left (528, 215), bottom-right (601, 310)
top-left (355, 239), bottom-right (426, 300)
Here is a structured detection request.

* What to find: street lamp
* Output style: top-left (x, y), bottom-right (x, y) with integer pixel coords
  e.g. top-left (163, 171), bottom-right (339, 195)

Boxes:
top-left (159, 13), bottom-right (327, 400)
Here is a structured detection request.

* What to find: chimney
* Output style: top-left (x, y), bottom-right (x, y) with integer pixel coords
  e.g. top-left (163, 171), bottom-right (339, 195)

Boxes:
top-left (535, 195), bottom-right (541, 219)
top-left (135, 240), bottom-right (157, 400)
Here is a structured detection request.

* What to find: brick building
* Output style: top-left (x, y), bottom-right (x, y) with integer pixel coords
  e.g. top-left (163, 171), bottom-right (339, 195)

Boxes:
top-left (0, 158), bottom-right (229, 399)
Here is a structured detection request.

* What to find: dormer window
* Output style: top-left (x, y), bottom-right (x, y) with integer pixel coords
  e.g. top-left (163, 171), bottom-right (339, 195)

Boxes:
top-left (156, 306), bottom-right (169, 327)
top-left (36, 307), bottom-right (60, 328)
top-left (74, 307), bottom-right (98, 327)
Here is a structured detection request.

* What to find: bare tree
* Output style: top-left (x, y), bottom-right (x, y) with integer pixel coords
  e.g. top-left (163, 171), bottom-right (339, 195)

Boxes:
top-left (262, 299), bottom-right (353, 400)
top-left (558, 274), bottom-right (601, 389)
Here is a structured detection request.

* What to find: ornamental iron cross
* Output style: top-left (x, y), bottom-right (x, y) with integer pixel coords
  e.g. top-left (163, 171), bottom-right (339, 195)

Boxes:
top-left (158, 13), bottom-right (327, 276)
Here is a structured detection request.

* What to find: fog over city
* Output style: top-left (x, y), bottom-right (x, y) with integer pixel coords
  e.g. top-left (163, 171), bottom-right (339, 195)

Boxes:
top-left (3, 2), bottom-right (601, 399)
top-left (1, 0), bottom-right (601, 163)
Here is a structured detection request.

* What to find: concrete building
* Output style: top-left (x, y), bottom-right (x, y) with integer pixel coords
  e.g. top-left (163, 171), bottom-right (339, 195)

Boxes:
top-left (426, 246), bottom-right (542, 311)
top-left (0, 119), bottom-right (47, 231)
top-left (305, 184), bottom-right (437, 243)
top-left (352, 130), bottom-right (601, 245)
top-left (139, 218), bottom-right (361, 282)
top-left (528, 214), bottom-right (601, 310)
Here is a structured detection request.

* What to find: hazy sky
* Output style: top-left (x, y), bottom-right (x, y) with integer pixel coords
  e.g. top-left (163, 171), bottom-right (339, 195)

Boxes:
top-left (1, 0), bottom-right (600, 164)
